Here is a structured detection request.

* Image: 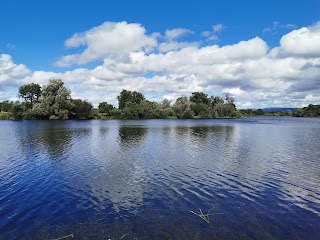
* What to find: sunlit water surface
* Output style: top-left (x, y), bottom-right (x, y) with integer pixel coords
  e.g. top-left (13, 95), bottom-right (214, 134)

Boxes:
top-left (0, 117), bottom-right (319, 239)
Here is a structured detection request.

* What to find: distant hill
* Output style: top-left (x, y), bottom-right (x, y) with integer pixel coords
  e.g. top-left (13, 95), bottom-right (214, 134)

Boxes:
top-left (262, 108), bottom-right (296, 113)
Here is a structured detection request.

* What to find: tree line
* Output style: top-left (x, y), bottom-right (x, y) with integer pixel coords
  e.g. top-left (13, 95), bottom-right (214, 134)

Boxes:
top-left (0, 79), bottom-right (92, 120)
top-left (292, 104), bottom-right (320, 117)
top-left (1, 79), bottom-right (318, 120)
top-left (0, 79), bottom-right (242, 120)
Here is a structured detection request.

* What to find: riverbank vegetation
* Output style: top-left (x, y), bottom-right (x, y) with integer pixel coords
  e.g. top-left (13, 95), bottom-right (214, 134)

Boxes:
top-left (0, 79), bottom-right (319, 120)
top-left (292, 104), bottom-right (320, 117)
top-left (0, 79), bottom-right (240, 120)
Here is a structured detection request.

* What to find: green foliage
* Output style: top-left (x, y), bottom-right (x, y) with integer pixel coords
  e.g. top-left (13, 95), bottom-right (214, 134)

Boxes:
top-left (121, 102), bottom-right (140, 119)
top-left (211, 96), bottom-right (224, 107)
top-left (2, 84), bottom-right (244, 120)
top-left (190, 102), bottom-right (211, 118)
top-left (190, 92), bottom-right (211, 105)
top-left (189, 92), bottom-right (212, 118)
top-left (10, 101), bottom-right (25, 120)
top-left (32, 79), bottom-right (74, 120)
top-left (0, 100), bottom-right (13, 112)
top-left (18, 83), bottom-right (41, 108)
top-left (239, 109), bottom-right (253, 116)
top-left (98, 102), bottom-right (114, 115)
top-left (113, 91), bottom-right (241, 119)
top-left (293, 104), bottom-right (320, 117)
top-left (160, 99), bottom-right (171, 109)
top-left (0, 112), bottom-right (14, 120)
top-left (138, 100), bottom-right (158, 119)
top-left (110, 109), bottom-right (123, 119)
top-left (117, 89), bottom-right (145, 109)
top-left (71, 99), bottom-right (93, 119)
top-left (173, 97), bottom-right (194, 119)
top-left (225, 93), bottom-right (235, 104)
top-left (253, 109), bottom-right (264, 115)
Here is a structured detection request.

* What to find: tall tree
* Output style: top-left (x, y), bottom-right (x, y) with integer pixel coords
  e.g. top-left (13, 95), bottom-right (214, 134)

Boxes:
top-left (211, 96), bottom-right (224, 107)
top-left (190, 92), bottom-right (210, 105)
top-left (225, 93), bottom-right (235, 105)
top-left (98, 102), bottom-right (114, 115)
top-left (173, 97), bottom-right (194, 118)
top-left (32, 79), bottom-right (74, 120)
top-left (71, 99), bottom-right (93, 119)
top-left (18, 83), bottom-right (41, 108)
top-left (0, 100), bottom-right (12, 112)
top-left (117, 89), bottom-right (145, 109)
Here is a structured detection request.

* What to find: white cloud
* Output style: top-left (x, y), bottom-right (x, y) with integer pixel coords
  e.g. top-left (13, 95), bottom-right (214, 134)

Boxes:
top-left (55, 21), bottom-right (158, 67)
top-left (201, 31), bottom-right (211, 37)
top-left (0, 54), bottom-right (32, 101)
top-left (164, 28), bottom-right (194, 40)
top-left (212, 24), bottom-right (225, 33)
top-left (270, 22), bottom-right (320, 58)
top-left (0, 54), bottom-right (30, 84)
top-left (206, 35), bottom-right (219, 42)
top-left (1, 22), bottom-right (320, 108)
top-left (263, 21), bottom-right (296, 33)
top-left (222, 87), bottom-right (244, 96)
top-left (239, 102), bottom-right (252, 108)
top-left (158, 41), bottom-right (199, 52)
top-left (202, 24), bottom-right (226, 42)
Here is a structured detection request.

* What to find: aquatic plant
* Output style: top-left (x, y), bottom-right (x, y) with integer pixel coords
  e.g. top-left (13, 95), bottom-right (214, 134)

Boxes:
top-left (190, 208), bottom-right (213, 223)
top-left (50, 233), bottom-right (73, 240)
top-left (190, 208), bottom-right (224, 224)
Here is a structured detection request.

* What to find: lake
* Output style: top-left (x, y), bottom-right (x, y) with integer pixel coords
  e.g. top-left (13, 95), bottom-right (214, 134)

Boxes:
top-left (0, 117), bottom-right (319, 239)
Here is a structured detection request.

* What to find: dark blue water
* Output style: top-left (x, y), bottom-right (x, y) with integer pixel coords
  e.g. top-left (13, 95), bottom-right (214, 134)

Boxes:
top-left (0, 117), bottom-right (319, 239)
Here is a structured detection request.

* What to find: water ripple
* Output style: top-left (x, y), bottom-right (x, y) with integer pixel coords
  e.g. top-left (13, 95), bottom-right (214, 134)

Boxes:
top-left (0, 118), bottom-right (319, 239)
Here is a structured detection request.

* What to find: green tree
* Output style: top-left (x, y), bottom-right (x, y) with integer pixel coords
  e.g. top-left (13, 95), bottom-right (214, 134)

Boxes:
top-left (211, 96), bottom-right (224, 107)
top-left (190, 102), bottom-right (211, 118)
top-left (0, 100), bottom-right (13, 112)
top-left (32, 79), bottom-right (74, 120)
top-left (117, 89), bottom-right (145, 109)
top-left (71, 99), bottom-right (93, 119)
top-left (293, 104), bottom-right (320, 117)
top-left (173, 97), bottom-right (194, 118)
top-left (160, 99), bottom-right (171, 109)
top-left (11, 101), bottom-right (25, 120)
top-left (121, 102), bottom-right (140, 119)
top-left (190, 92), bottom-right (211, 105)
top-left (98, 102), bottom-right (114, 115)
top-left (253, 109), bottom-right (264, 115)
top-left (225, 93), bottom-right (235, 104)
top-left (18, 83), bottom-right (41, 108)
top-left (138, 100), bottom-right (157, 119)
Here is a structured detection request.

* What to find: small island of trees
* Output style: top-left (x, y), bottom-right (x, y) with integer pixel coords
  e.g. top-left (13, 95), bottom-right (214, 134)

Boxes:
top-left (0, 79), bottom-right (319, 120)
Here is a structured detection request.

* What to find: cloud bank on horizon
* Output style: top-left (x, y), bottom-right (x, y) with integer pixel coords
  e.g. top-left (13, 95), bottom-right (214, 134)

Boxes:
top-left (1, 21), bottom-right (320, 108)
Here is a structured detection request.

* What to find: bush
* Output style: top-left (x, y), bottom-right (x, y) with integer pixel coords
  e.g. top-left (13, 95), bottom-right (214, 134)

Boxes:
top-left (0, 112), bottom-right (14, 120)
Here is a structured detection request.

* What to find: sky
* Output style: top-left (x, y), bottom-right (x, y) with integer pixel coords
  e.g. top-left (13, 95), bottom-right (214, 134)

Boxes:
top-left (0, 0), bottom-right (319, 108)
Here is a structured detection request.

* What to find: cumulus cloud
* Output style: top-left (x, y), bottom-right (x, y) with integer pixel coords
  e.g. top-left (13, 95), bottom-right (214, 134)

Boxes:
top-left (270, 22), bottom-right (320, 58)
top-left (0, 54), bottom-right (32, 101)
top-left (0, 54), bottom-right (31, 84)
top-left (1, 22), bottom-right (320, 108)
top-left (55, 21), bottom-right (157, 67)
top-left (158, 41), bottom-right (199, 53)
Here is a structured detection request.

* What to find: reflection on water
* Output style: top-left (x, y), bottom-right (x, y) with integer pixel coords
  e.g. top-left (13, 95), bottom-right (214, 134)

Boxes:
top-left (0, 118), bottom-right (319, 239)
top-left (118, 126), bottom-right (148, 144)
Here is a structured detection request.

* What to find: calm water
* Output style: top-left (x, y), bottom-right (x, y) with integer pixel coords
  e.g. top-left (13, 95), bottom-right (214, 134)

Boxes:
top-left (0, 117), bottom-right (319, 239)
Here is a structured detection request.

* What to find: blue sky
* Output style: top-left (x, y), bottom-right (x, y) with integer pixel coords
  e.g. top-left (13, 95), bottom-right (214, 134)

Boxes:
top-left (0, 0), bottom-right (319, 108)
